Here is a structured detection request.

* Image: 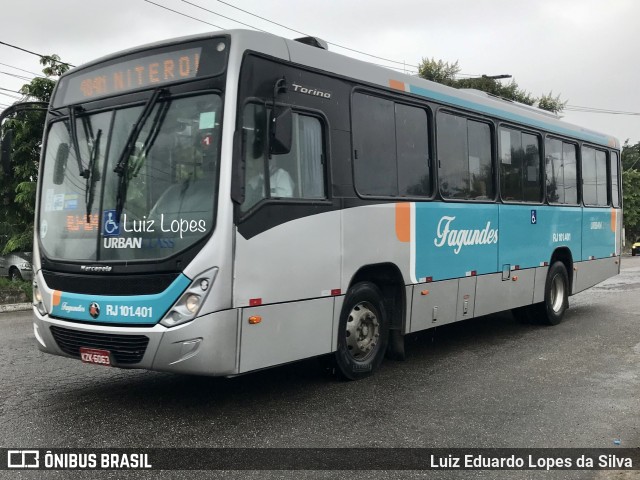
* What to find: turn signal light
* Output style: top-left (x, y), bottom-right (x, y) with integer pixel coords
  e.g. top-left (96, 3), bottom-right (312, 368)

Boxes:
top-left (248, 315), bottom-right (262, 324)
top-left (33, 282), bottom-right (47, 316)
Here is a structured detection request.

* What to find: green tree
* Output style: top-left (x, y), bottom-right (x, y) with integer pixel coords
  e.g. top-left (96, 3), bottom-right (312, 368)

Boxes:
top-left (622, 140), bottom-right (640, 243)
top-left (621, 139), bottom-right (640, 171)
top-left (417, 57), bottom-right (565, 114)
top-left (417, 57), bottom-right (460, 86)
top-left (0, 55), bottom-right (69, 253)
top-left (538, 91), bottom-right (567, 115)
top-left (622, 169), bottom-right (640, 241)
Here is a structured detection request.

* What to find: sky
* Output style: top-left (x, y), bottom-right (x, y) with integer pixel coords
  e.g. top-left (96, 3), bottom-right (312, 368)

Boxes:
top-left (1, 0), bottom-right (639, 145)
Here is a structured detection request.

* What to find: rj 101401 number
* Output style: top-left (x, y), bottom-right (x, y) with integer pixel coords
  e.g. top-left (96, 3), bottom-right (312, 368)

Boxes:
top-left (105, 305), bottom-right (153, 318)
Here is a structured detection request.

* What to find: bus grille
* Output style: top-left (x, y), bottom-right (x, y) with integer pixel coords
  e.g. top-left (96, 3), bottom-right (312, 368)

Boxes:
top-left (50, 326), bottom-right (149, 365)
top-left (42, 270), bottom-right (179, 295)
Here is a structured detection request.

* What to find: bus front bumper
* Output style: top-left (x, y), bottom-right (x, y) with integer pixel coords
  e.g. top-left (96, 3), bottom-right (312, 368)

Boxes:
top-left (33, 308), bottom-right (240, 376)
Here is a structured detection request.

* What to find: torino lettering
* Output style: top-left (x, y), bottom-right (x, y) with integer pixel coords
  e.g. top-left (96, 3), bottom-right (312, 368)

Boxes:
top-left (291, 83), bottom-right (331, 99)
top-left (434, 216), bottom-right (499, 254)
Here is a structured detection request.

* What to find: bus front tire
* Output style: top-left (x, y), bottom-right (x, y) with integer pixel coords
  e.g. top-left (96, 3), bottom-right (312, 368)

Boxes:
top-left (335, 282), bottom-right (389, 380)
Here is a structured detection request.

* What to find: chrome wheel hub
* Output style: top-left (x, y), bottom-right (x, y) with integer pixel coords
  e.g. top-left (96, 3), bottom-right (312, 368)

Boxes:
top-left (550, 274), bottom-right (565, 313)
top-left (345, 301), bottom-right (380, 360)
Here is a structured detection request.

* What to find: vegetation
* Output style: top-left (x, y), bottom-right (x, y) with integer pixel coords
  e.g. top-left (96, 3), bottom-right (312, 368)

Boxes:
top-left (622, 141), bottom-right (640, 243)
top-left (0, 55), bottom-right (69, 254)
top-left (417, 57), bottom-right (567, 114)
top-left (0, 276), bottom-right (31, 301)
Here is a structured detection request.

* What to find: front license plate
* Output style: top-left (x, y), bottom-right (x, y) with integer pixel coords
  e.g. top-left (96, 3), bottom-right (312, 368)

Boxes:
top-left (79, 347), bottom-right (111, 366)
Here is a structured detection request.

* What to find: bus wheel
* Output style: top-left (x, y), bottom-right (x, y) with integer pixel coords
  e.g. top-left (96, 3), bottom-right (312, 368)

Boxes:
top-left (513, 262), bottom-right (569, 325)
top-left (538, 261), bottom-right (569, 325)
top-left (335, 282), bottom-right (389, 380)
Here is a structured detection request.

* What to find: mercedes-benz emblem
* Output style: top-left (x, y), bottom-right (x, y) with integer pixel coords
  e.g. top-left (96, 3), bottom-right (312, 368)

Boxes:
top-left (89, 302), bottom-right (100, 319)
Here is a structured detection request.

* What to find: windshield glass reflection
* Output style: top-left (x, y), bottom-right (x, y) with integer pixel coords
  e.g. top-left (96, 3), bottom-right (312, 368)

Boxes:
top-left (39, 93), bottom-right (222, 262)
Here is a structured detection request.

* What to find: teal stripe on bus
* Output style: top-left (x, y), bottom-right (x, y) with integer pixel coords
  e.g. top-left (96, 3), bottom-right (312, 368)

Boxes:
top-left (407, 84), bottom-right (613, 147)
top-left (51, 274), bottom-right (191, 324)
top-left (412, 203), bottom-right (616, 282)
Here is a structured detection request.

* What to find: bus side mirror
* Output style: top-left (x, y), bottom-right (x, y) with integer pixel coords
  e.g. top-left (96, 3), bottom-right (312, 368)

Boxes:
top-left (269, 107), bottom-right (292, 155)
top-left (1, 128), bottom-right (14, 176)
top-left (53, 143), bottom-right (70, 185)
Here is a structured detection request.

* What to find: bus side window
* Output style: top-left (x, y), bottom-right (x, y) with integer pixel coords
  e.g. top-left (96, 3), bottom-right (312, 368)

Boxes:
top-left (562, 143), bottom-right (578, 204)
top-left (546, 138), bottom-right (577, 205)
top-left (582, 146), bottom-right (608, 206)
top-left (437, 112), bottom-right (493, 200)
top-left (499, 127), bottom-right (542, 203)
top-left (352, 93), bottom-right (397, 196)
top-left (611, 151), bottom-right (620, 208)
top-left (270, 113), bottom-right (325, 200)
top-left (396, 103), bottom-right (430, 197)
top-left (352, 92), bottom-right (431, 198)
top-left (241, 104), bottom-right (326, 211)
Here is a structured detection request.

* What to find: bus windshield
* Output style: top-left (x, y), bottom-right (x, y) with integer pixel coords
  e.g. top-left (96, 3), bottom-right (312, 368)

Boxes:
top-left (38, 92), bottom-right (222, 262)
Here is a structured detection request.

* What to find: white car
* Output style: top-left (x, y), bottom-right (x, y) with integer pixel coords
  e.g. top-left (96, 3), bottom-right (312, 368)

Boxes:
top-left (0, 252), bottom-right (32, 281)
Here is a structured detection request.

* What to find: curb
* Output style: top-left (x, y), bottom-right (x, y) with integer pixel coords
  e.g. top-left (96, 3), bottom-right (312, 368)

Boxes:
top-left (0, 303), bottom-right (32, 313)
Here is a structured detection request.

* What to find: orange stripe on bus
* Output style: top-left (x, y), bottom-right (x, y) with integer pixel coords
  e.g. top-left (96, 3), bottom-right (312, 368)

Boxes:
top-left (395, 203), bottom-right (410, 242)
top-left (389, 79), bottom-right (405, 91)
top-left (52, 290), bottom-right (62, 306)
top-left (611, 209), bottom-right (617, 233)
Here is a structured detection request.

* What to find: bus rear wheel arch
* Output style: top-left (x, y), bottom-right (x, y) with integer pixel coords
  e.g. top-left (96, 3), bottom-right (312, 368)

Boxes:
top-left (540, 261), bottom-right (570, 325)
top-left (334, 281), bottom-right (389, 380)
top-left (515, 261), bottom-right (569, 325)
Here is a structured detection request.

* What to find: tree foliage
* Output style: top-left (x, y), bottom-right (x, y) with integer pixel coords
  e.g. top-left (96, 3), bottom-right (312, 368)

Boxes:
top-left (0, 55), bottom-right (69, 253)
top-left (621, 140), bottom-right (640, 171)
top-left (622, 140), bottom-right (640, 242)
top-left (537, 92), bottom-right (567, 115)
top-left (622, 169), bottom-right (640, 241)
top-left (417, 57), bottom-right (566, 114)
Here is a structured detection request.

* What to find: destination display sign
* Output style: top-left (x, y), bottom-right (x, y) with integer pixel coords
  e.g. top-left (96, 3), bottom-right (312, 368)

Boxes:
top-left (54, 39), bottom-right (227, 107)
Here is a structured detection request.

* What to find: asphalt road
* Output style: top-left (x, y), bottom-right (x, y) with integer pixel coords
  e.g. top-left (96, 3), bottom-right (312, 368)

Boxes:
top-left (1, 258), bottom-right (639, 479)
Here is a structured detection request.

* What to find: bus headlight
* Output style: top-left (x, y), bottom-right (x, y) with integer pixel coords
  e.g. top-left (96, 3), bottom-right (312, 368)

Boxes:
top-left (33, 282), bottom-right (47, 316)
top-left (160, 268), bottom-right (217, 327)
top-left (185, 294), bottom-right (200, 313)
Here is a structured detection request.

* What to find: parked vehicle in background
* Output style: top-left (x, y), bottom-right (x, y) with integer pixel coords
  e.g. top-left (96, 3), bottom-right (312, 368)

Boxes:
top-left (0, 252), bottom-right (33, 281)
top-left (632, 239), bottom-right (640, 256)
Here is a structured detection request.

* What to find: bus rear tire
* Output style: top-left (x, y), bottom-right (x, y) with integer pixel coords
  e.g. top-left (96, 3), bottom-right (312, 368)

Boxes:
top-left (513, 262), bottom-right (569, 325)
top-left (335, 282), bottom-right (389, 380)
top-left (535, 261), bottom-right (570, 325)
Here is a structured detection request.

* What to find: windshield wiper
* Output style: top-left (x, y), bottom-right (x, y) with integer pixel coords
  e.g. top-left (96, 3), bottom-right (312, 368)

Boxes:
top-left (68, 106), bottom-right (89, 179)
top-left (69, 107), bottom-right (101, 221)
top-left (113, 88), bottom-right (165, 221)
top-left (85, 129), bottom-right (102, 222)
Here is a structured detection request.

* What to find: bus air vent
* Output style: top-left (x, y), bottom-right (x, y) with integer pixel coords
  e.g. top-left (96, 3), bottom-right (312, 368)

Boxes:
top-left (42, 271), bottom-right (179, 295)
top-left (294, 36), bottom-right (329, 50)
top-left (50, 326), bottom-right (149, 365)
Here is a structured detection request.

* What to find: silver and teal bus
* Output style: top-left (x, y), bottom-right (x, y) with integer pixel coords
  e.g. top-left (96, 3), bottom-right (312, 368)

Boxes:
top-left (18, 30), bottom-right (622, 379)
